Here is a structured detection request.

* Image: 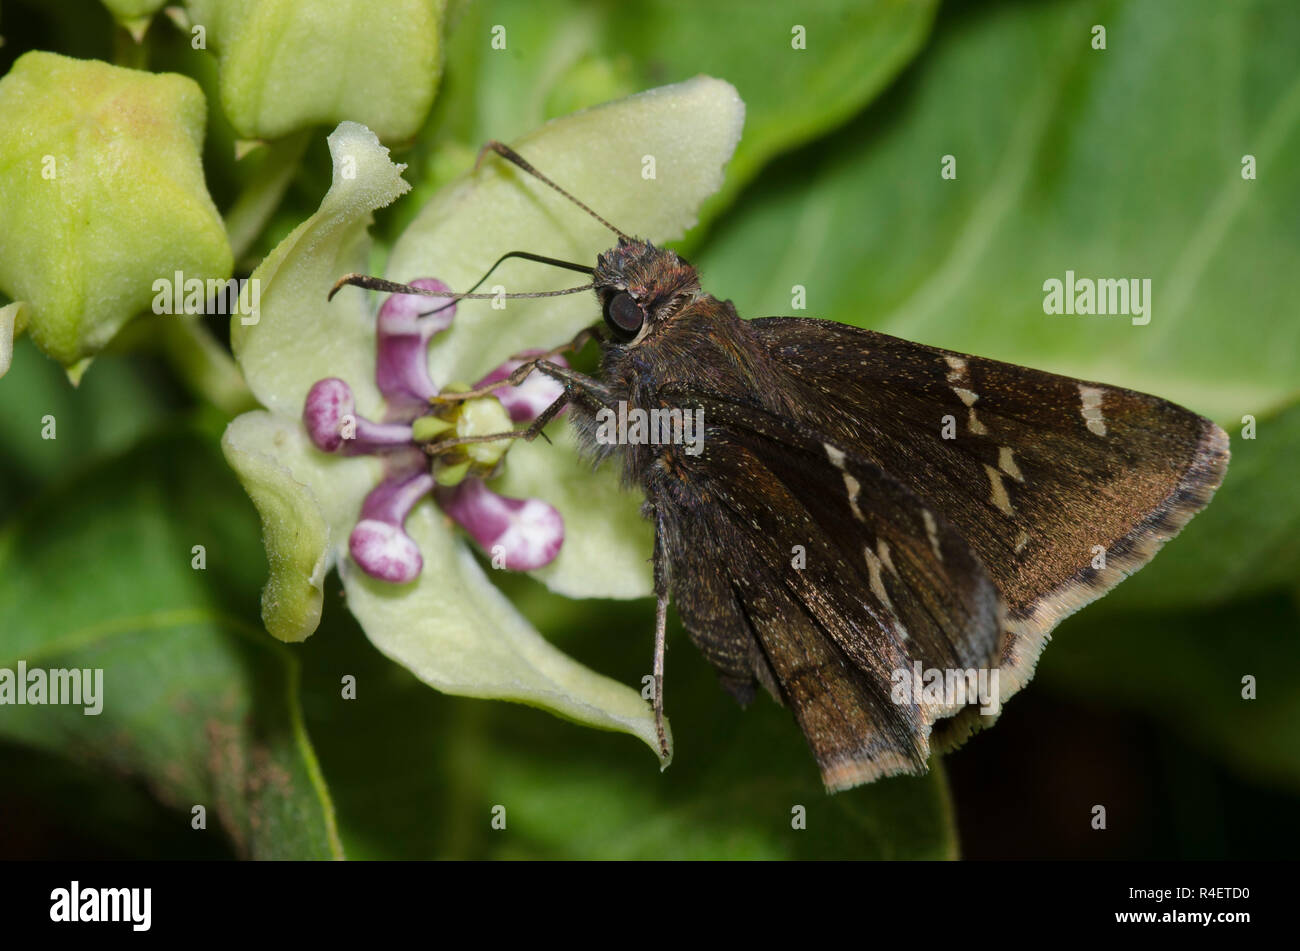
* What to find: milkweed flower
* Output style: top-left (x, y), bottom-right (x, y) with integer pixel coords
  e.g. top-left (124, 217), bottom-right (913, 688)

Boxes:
top-left (220, 76), bottom-right (744, 763)
top-left (301, 278), bottom-right (567, 584)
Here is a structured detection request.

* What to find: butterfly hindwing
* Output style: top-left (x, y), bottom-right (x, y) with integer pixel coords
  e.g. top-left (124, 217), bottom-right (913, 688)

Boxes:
top-left (645, 394), bottom-right (1004, 789)
top-left (748, 317), bottom-right (1230, 732)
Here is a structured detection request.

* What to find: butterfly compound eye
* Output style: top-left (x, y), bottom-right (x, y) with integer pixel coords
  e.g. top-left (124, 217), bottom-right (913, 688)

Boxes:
top-left (604, 291), bottom-right (645, 339)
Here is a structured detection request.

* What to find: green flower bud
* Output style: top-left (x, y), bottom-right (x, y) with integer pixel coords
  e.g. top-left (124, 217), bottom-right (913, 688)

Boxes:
top-left (410, 414), bottom-right (453, 442)
top-left (0, 52), bottom-right (231, 374)
top-left (456, 394), bottom-right (513, 467)
top-left (99, 0), bottom-right (168, 35)
top-left (186, 0), bottom-right (443, 142)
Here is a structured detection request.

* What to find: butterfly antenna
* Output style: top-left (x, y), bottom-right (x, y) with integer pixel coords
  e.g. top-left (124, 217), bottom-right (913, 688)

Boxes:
top-left (477, 140), bottom-right (630, 240)
top-left (328, 273), bottom-right (593, 303)
top-left (418, 250), bottom-right (595, 318)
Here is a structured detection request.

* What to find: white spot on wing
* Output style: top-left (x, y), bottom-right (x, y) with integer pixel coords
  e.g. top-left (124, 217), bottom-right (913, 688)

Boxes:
top-left (863, 544), bottom-right (905, 639)
top-left (843, 472), bottom-right (865, 522)
top-left (877, 539), bottom-right (897, 575)
top-left (945, 357), bottom-right (988, 433)
top-left (999, 446), bottom-right (1024, 482)
top-left (825, 442), bottom-right (865, 521)
top-left (922, 510), bottom-right (943, 561)
top-left (863, 546), bottom-right (891, 606)
top-left (1079, 385), bottom-right (1107, 437)
top-left (984, 463), bottom-right (1015, 516)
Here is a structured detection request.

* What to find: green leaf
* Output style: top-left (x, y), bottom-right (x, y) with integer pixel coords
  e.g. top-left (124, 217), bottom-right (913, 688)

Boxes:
top-left (478, 726), bottom-right (956, 860)
top-left (0, 339), bottom-right (181, 522)
top-left (296, 598), bottom-right (958, 859)
top-left (694, 0), bottom-right (1300, 423)
top-left (623, 0), bottom-right (941, 228)
top-left (421, 0), bottom-right (939, 235)
top-left (0, 431), bottom-right (341, 859)
top-left (186, 0), bottom-right (445, 141)
top-left (1042, 594), bottom-right (1300, 791)
top-left (0, 52), bottom-right (232, 372)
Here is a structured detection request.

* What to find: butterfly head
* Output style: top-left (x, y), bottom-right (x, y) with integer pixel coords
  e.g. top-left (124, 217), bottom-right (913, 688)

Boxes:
top-left (593, 236), bottom-right (702, 344)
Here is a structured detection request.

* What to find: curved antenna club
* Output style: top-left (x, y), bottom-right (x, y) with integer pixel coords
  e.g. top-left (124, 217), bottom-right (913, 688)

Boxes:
top-left (478, 140), bottom-right (629, 240)
top-left (328, 273), bottom-right (594, 303)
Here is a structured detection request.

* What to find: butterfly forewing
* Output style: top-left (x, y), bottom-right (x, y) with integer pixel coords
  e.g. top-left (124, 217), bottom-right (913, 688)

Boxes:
top-left (646, 394), bottom-right (1004, 789)
top-left (748, 318), bottom-right (1230, 722)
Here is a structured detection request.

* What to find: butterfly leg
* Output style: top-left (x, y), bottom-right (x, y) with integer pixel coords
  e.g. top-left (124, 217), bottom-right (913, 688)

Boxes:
top-left (430, 343), bottom-right (602, 405)
top-left (510, 360), bottom-right (619, 440)
top-left (422, 361), bottom-right (616, 455)
top-left (526, 359), bottom-right (617, 408)
top-left (651, 508), bottom-right (671, 760)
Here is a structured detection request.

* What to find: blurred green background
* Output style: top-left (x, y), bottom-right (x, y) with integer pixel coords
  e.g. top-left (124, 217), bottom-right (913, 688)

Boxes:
top-left (1, 0), bottom-right (1297, 859)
